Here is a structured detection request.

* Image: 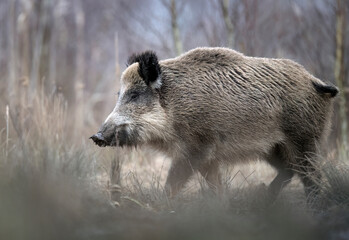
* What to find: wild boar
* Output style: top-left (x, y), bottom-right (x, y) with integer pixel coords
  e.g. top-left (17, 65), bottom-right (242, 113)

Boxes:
top-left (91, 47), bottom-right (338, 198)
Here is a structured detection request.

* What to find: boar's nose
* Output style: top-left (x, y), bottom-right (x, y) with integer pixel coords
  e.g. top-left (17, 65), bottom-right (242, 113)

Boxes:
top-left (90, 132), bottom-right (107, 147)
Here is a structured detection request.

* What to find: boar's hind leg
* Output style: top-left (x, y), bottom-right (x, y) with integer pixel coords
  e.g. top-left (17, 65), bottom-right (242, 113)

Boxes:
top-left (272, 139), bottom-right (321, 200)
top-left (198, 161), bottom-right (223, 194)
top-left (268, 169), bottom-right (294, 197)
top-left (293, 141), bottom-right (321, 199)
top-left (266, 143), bottom-right (295, 199)
top-left (165, 159), bottom-right (194, 198)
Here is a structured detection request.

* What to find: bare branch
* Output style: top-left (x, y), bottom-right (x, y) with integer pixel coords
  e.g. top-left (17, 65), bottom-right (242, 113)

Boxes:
top-left (170, 0), bottom-right (183, 55)
top-left (220, 0), bottom-right (234, 48)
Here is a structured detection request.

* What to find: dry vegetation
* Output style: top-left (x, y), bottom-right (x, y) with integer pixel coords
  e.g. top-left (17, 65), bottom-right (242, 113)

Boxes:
top-left (0, 95), bottom-right (349, 240)
top-left (1, 0), bottom-right (349, 239)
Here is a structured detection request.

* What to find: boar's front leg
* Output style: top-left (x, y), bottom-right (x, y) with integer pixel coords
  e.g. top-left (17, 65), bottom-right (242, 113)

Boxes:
top-left (198, 161), bottom-right (223, 194)
top-left (165, 159), bottom-right (194, 197)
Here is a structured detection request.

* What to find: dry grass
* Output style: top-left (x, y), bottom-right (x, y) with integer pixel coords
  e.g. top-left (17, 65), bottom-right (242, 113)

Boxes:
top-left (0, 95), bottom-right (349, 240)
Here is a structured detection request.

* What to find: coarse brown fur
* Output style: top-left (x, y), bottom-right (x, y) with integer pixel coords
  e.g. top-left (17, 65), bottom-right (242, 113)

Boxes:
top-left (91, 47), bottom-right (338, 199)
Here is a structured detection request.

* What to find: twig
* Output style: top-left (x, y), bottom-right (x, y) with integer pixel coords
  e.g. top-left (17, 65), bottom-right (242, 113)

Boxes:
top-left (121, 196), bottom-right (146, 209)
top-left (110, 153), bottom-right (122, 202)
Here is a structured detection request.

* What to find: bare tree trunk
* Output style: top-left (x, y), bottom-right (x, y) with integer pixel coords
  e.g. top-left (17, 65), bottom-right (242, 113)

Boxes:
top-left (170, 0), bottom-right (183, 55)
top-left (335, 0), bottom-right (347, 155)
top-left (74, 0), bottom-right (85, 135)
top-left (115, 32), bottom-right (120, 86)
top-left (220, 0), bottom-right (234, 49)
top-left (7, 0), bottom-right (17, 104)
top-left (18, 3), bottom-right (30, 107)
top-left (30, 0), bottom-right (48, 102)
top-left (48, 0), bottom-right (57, 95)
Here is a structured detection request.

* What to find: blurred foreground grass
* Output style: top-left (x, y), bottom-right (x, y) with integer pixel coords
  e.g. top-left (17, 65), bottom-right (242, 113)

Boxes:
top-left (0, 96), bottom-right (349, 240)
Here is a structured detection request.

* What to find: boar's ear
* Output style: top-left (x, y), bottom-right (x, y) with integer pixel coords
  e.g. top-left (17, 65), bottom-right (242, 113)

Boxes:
top-left (127, 51), bottom-right (161, 89)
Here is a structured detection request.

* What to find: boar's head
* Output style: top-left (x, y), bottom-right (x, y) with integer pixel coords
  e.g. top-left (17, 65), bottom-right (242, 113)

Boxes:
top-left (91, 51), bottom-right (167, 148)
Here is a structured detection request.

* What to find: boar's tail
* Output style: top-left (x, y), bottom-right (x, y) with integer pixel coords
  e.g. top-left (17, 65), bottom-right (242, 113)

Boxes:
top-left (312, 81), bottom-right (339, 98)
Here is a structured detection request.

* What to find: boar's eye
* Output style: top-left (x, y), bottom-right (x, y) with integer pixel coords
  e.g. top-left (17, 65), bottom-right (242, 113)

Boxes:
top-left (129, 91), bottom-right (140, 101)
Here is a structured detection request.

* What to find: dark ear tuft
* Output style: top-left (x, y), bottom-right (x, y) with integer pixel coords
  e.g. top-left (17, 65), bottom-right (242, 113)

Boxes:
top-left (127, 51), bottom-right (161, 86)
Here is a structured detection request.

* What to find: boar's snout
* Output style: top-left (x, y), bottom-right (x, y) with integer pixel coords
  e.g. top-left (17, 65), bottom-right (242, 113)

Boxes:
top-left (90, 132), bottom-right (108, 147)
top-left (90, 123), bottom-right (117, 147)
top-left (90, 123), bottom-right (134, 147)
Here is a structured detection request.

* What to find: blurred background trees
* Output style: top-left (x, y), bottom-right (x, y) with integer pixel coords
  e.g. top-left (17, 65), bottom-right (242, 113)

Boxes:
top-left (0, 0), bottom-right (348, 149)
